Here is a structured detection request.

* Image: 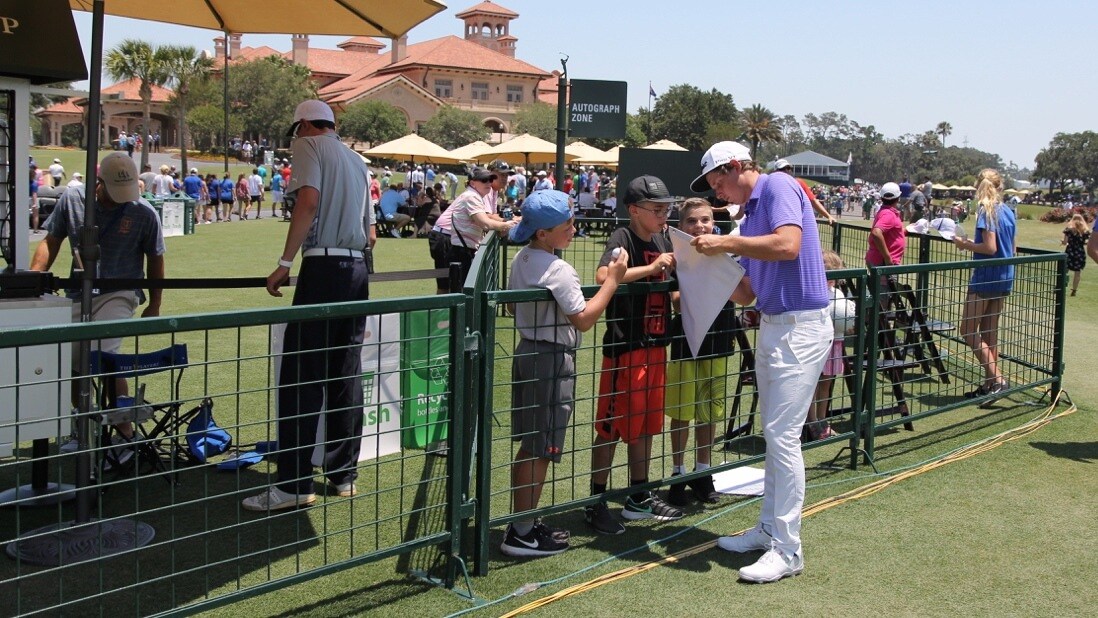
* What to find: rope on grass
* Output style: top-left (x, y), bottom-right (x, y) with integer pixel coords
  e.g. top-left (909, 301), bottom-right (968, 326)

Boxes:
top-left (496, 389), bottom-right (1076, 617)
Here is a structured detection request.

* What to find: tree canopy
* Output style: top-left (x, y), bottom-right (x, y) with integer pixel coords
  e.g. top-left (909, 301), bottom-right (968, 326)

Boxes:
top-left (225, 56), bottom-right (316, 145)
top-left (649, 84), bottom-right (737, 150)
top-left (513, 101), bottom-right (557, 142)
top-left (339, 100), bottom-right (407, 145)
top-left (418, 106), bottom-right (487, 150)
top-left (1034, 131), bottom-right (1098, 193)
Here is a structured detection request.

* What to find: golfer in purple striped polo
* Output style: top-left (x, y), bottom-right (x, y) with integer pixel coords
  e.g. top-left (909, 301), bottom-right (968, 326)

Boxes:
top-left (690, 141), bottom-right (832, 583)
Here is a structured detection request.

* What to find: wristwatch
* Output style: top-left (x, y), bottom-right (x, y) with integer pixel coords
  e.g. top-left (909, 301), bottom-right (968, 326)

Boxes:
top-left (277, 258), bottom-right (294, 269)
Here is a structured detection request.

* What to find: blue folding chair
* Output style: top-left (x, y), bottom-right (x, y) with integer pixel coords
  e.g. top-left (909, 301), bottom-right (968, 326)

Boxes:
top-left (89, 344), bottom-right (215, 482)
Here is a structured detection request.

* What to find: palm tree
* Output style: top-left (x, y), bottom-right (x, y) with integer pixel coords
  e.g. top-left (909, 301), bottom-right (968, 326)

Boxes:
top-left (162, 45), bottom-right (213, 174)
top-left (936, 121), bottom-right (953, 149)
top-left (740, 104), bottom-right (783, 161)
top-left (105, 39), bottom-right (170, 171)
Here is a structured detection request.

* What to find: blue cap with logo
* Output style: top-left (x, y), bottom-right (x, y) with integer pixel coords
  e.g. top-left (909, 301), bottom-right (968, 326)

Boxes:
top-left (509, 190), bottom-right (572, 243)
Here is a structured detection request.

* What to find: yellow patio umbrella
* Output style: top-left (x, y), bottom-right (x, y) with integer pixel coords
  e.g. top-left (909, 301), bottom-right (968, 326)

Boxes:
top-left (449, 140), bottom-right (493, 162)
top-left (565, 141), bottom-right (609, 161)
top-left (932, 183), bottom-right (951, 191)
top-left (643, 139), bottom-right (688, 151)
top-left (70, 0), bottom-right (447, 37)
top-left (364, 133), bottom-right (461, 164)
top-left (574, 144), bottom-right (621, 168)
top-left (475, 133), bottom-right (578, 167)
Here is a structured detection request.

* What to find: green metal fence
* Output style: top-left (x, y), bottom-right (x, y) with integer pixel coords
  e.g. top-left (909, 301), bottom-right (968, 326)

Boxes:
top-left (0, 295), bottom-right (469, 617)
top-left (0, 218), bottom-right (1066, 614)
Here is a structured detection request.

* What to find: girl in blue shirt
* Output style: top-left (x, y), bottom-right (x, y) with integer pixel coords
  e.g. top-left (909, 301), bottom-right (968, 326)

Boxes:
top-left (951, 168), bottom-right (1016, 399)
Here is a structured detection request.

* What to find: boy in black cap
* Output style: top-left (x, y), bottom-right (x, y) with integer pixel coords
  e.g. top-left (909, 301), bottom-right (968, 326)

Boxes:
top-left (585, 175), bottom-right (684, 535)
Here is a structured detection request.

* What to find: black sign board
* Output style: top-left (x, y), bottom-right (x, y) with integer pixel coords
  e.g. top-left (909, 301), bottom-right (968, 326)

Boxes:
top-left (569, 79), bottom-right (626, 139)
top-left (0, 0), bottom-right (87, 84)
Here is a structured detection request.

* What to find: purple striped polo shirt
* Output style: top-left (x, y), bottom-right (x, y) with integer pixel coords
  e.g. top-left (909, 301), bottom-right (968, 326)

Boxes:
top-left (739, 173), bottom-right (829, 315)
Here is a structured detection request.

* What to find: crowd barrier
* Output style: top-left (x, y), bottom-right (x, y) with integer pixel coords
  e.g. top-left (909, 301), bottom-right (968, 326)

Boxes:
top-left (0, 219), bottom-right (1065, 615)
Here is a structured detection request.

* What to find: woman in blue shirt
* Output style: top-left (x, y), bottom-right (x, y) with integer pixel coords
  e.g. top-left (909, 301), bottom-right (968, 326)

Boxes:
top-left (951, 168), bottom-right (1016, 399)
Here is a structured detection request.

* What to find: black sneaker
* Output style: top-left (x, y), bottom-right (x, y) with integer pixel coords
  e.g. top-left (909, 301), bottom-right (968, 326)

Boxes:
top-left (979, 380), bottom-right (1010, 408)
top-left (622, 492), bottom-right (684, 522)
top-left (534, 518), bottom-right (570, 541)
top-left (687, 475), bottom-right (722, 504)
top-left (500, 524), bottom-right (569, 558)
top-left (667, 475), bottom-right (690, 507)
top-left (584, 501), bottom-right (625, 535)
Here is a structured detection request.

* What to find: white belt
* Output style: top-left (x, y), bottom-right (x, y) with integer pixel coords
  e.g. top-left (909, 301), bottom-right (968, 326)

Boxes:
top-left (761, 307), bottom-right (829, 325)
top-left (431, 226), bottom-right (450, 234)
top-left (302, 248), bottom-right (364, 259)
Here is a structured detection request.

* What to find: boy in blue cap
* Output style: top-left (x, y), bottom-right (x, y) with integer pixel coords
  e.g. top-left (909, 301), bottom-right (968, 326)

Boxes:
top-left (502, 190), bottom-right (627, 557)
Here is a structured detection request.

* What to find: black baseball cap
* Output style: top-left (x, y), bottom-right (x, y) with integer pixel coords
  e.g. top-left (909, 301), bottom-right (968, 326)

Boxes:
top-left (622, 175), bottom-right (678, 205)
top-left (468, 167), bottom-right (497, 183)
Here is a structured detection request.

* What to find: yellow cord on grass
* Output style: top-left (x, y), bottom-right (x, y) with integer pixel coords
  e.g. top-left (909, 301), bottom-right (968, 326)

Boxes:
top-left (499, 390), bottom-right (1075, 617)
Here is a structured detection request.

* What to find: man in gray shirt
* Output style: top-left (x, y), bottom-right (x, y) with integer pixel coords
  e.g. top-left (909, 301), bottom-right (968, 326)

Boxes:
top-left (244, 100), bottom-right (376, 512)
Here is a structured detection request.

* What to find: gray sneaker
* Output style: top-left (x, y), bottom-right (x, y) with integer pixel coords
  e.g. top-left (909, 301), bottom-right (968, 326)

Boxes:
top-left (58, 435), bottom-right (80, 454)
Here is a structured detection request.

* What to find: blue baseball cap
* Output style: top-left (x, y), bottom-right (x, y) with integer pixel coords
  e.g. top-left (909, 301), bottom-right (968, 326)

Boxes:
top-left (509, 190), bottom-right (573, 243)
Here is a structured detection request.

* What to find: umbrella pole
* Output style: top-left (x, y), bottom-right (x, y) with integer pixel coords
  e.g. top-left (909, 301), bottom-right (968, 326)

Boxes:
top-left (223, 30), bottom-right (230, 174)
top-left (5, 0), bottom-right (155, 567)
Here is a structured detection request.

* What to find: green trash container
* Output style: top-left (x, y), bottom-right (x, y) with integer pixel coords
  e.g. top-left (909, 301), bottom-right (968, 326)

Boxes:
top-left (399, 309), bottom-right (451, 448)
top-left (147, 197), bottom-right (163, 222)
top-left (161, 195), bottom-right (193, 237)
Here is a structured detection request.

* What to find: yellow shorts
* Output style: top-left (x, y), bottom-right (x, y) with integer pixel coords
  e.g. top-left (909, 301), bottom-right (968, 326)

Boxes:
top-left (664, 356), bottom-right (729, 423)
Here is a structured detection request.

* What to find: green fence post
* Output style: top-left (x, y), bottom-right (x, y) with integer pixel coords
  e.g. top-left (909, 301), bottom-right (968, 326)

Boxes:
top-left (1051, 256), bottom-right (1067, 400)
top-left (849, 272), bottom-right (868, 469)
top-left (446, 301), bottom-right (468, 588)
top-left (473, 291), bottom-right (496, 576)
top-left (863, 268), bottom-right (882, 464)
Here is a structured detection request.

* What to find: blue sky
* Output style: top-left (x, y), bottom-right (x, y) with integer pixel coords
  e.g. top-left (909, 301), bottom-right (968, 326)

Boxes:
top-left (71, 0), bottom-right (1096, 168)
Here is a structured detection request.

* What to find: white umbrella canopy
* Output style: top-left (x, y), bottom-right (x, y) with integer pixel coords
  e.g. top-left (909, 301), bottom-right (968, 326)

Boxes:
top-left (363, 133), bottom-right (461, 164)
top-left (448, 140), bottom-right (493, 162)
top-left (70, 0), bottom-right (447, 38)
top-left (475, 133), bottom-right (578, 167)
top-left (643, 139), bottom-right (688, 151)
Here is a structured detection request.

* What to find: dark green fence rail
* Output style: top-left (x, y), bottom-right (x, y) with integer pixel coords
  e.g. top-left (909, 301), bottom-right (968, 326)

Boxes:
top-left (0, 218), bottom-right (1066, 614)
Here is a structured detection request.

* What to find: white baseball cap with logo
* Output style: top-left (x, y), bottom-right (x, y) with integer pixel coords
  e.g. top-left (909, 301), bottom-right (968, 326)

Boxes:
top-left (98, 152), bottom-right (140, 203)
top-left (691, 141), bottom-right (753, 192)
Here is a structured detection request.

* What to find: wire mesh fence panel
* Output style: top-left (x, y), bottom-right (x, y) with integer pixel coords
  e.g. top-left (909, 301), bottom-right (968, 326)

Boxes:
top-left (0, 297), bottom-right (464, 617)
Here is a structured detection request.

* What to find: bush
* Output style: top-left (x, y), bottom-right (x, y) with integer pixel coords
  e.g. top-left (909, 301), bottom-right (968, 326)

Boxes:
top-left (1039, 206), bottom-right (1098, 224)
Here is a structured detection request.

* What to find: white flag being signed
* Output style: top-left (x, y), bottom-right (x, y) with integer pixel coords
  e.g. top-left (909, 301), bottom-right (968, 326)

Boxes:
top-left (668, 227), bottom-right (745, 358)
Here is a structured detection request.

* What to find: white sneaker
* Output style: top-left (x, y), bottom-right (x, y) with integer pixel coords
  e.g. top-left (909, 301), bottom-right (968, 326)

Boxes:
top-left (716, 526), bottom-right (772, 552)
top-left (389, 229), bottom-right (401, 238)
top-left (101, 435), bottom-right (136, 472)
top-left (738, 548), bottom-right (804, 583)
top-left (242, 486), bottom-right (316, 511)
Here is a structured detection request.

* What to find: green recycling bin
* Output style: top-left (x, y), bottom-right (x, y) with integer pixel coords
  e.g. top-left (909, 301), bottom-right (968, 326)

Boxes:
top-left (399, 309), bottom-right (451, 448)
top-left (161, 195), bottom-right (194, 237)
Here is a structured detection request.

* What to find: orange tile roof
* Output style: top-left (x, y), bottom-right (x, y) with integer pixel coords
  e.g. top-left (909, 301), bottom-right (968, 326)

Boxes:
top-left (235, 45), bottom-right (283, 61)
top-left (338, 36), bottom-right (385, 50)
top-left (304, 48), bottom-right (378, 76)
top-left (455, 1), bottom-right (519, 18)
top-left (38, 97), bottom-right (82, 115)
top-left (324, 74), bottom-right (438, 107)
top-left (380, 35), bottom-right (548, 77)
top-left (101, 78), bottom-right (173, 103)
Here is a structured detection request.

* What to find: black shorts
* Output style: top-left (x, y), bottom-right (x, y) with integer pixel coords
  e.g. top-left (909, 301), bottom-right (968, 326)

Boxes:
top-left (428, 230), bottom-right (452, 289)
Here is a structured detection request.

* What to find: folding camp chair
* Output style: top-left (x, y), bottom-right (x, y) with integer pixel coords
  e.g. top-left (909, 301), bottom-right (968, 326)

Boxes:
top-left (89, 344), bottom-right (212, 482)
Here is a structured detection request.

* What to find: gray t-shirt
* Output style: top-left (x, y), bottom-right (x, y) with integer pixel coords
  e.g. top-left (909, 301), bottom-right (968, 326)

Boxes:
top-left (286, 133), bottom-right (371, 251)
top-left (508, 246), bottom-right (585, 349)
top-left (46, 185), bottom-right (165, 303)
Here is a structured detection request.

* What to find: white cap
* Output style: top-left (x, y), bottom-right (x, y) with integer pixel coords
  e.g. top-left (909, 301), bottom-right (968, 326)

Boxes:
top-left (53, 158), bottom-right (61, 163)
top-left (929, 217), bottom-right (960, 240)
top-left (691, 141), bottom-right (752, 192)
top-left (98, 152), bottom-right (140, 203)
top-left (189, 167), bottom-right (199, 174)
top-left (906, 218), bottom-right (929, 235)
top-left (774, 158), bottom-right (792, 171)
top-left (287, 99), bottom-right (334, 136)
top-left (537, 170), bottom-right (547, 176)
top-left (72, 172), bottom-right (82, 178)
top-left (880, 182), bottom-right (901, 199)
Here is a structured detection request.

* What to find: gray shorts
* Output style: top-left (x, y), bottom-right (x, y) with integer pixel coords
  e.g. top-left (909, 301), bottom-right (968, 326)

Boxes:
top-left (69, 290), bottom-right (139, 355)
top-left (510, 339), bottom-right (575, 463)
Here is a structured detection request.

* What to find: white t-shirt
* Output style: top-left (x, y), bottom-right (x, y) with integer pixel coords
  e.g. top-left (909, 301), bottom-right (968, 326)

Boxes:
top-left (247, 174), bottom-right (263, 196)
top-left (450, 187), bottom-right (488, 248)
top-left (152, 174), bottom-right (174, 197)
top-left (49, 163), bottom-right (65, 179)
top-left (509, 246), bottom-right (585, 349)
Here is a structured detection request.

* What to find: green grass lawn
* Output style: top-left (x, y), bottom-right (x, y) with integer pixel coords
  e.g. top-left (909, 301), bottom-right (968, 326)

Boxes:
top-left (16, 210), bottom-right (1096, 617)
